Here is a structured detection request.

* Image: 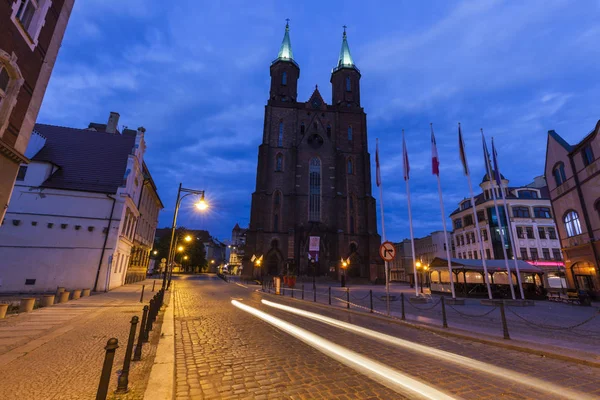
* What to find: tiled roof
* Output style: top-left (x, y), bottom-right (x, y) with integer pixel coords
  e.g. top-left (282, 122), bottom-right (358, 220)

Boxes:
top-left (32, 123), bottom-right (136, 194)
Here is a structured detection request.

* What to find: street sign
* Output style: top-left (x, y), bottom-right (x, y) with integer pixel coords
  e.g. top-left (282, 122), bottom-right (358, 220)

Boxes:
top-left (379, 241), bottom-right (396, 261)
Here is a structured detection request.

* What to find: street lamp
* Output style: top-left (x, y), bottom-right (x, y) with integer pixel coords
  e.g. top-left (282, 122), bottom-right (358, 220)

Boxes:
top-left (340, 258), bottom-right (349, 288)
top-left (415, 261), bottom-right (422, 293)
top-left (153, 250), bottom-right (158, 255)
top-left (165, 183), bottom-right (208, 290)
top-left (178, 246), bottom-right (184, 252)
top-left (184, 235), bottom-right (192, 242)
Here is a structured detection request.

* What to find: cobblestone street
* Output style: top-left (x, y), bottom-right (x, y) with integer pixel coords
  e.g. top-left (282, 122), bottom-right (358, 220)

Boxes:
top-left (173, 275), bottom-right (600, 399)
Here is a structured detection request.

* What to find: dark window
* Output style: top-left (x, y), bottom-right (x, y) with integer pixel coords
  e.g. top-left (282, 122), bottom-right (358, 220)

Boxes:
top-left (520, 248), bottom-right (528, 260)
top-left (25, 279), bottom-right (36, 285)
top-left (517, 226), bottom-right (524, 239)
top-left (346, 76), bottom-right (351, 91)
top-left (582, 145), bottom-right (594, 167)
top-left (347, 159), bottom-right (353, 174)
top-left (309, 158), bottom-right (321, 221)
top-left (534, 207), bottom-right (552, 218)
top-left (460, 200), bottom-right (471, 211)
top-left (596, 199), bottom-right (600, 220)
top-left (468, 251), bottom-right (472, 259)
top-left (16, 166), bottom-right (27, 181)
top-left (348, 126), bottom-right (353, 141)
top-left (463, 252), bottom-right (466, 259)
top-left (564, 210), bottom-right (582, 237)
top-left (477, 211), bottom-right (485, 222)
top-left (486, 248), bottom-right (491, 259)
top-left (326, 125), bottom-right (331, 137)
top-left (275, 154), bottom-right (283, 171)
top-left (466, 234), bottom-right (470, 244)
top-left (473, 251), bottom-right (478, 259)
top-left (454, 219), bottom-right (462, 229)
top-left (512, 206), bottom-right (530, 218)
top-left (471, 232), bottom-right (476, 243)
top-left (278, 122), bottom-right (283, 147)
top-left (300, 123), bottom-right (305, 134)
top-left (530, 248), bottom-right (538, 260)
top-left (482, 229), bottom-right (488, 241)
top-left (17, 0), bottom-right (37, 31)
top-left (460, 235), bottom-right (465, 246)
top-left (350, 216), bottom-right (355, 234)
top-left (538, 227), bottom-right (546, 239)
top-left (542, 248), bottom-right (550, 260)
top-left (548, 227), bottom-right (557, 240)
top-left (552, 248), bottom-right (562, 260)
top-left (552, 162), bottom-right (567, 186)
top-left (349, 196), bottom-right (354, 210)
top-left (281, 71), bottom-right (287, 85)
top-left (273, 214), bottom-right (279, 231)
top-left (519, 190), bottom-right (539, 199)
top-left (274, 191), bottom-right (280, 205)
top-left (0, 65), bottom-right (9, 93)
top-left (464, 215), bottom-right (474, 226)
top-left (526, 227), bottom-right (535, 239)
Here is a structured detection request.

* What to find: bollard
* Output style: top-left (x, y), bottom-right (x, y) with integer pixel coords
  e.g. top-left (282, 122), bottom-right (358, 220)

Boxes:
top-left (500, 303), bottom-right (510, 340)
top-left (82, 289), bottom-right (91, 297)
top-left (152, 280), bottom-right (156, 292)
top-left (146, 299), bottom-right (155, 334)
top-left (401, 293), bottom-right (406, 320)
top-left (328, 287), bottom-right (331, 305)
top-left (441, 296), bottom-right (448, 328)
top-left (302, 284), bottom-right (304, 300)
top-left (370, 290), bottom-right (373, 313)
top-left (313, 287), bottom-right (316, 302)
top-left (59, 291), bottom-right (70, 304)
top-left (140, 305), bottom-right (150, 344)
top-left (96, 338), bottom-right (119, 400)
top-left (116, 316), bottom-right (139, 393)
top-left (291, 286), bottom-right (294, 299)
top-left (347, 288), bottom-right (350, 309)
top-left (282, 287), bottom-right (285, 297)
top-left (140, 285), bottom-right (145, 303)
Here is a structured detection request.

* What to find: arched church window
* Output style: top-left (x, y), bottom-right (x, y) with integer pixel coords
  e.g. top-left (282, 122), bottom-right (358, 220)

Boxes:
top-left (309, 158), bottom-right (321, 221)
top-left (278, 122), bottom-right (283, 147)
top-left (275, 153), bottom-right (283, 171)
top-left (274, 191), bottom-right (281, 206)
top-left (347, 158), bottom-right (353, 174)
top-left (348, 126), bottom-right (353, 141)
top-left (350, 215), bottom-right (355, 234)
top-left (346, 76), bottom-right (351, 92)
top-left (282, 71), bottom-right (287, 85)
top-left (273, 214), bottom-right (279, 232)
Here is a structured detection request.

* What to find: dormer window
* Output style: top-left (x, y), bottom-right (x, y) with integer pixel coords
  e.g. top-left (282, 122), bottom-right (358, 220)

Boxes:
top-left (460, 200), bottom-right (471, 211)
top-left (518, 190), bottom-right (539, 199)
top-left (282, 71), bottom-right (287, 86)
top-left (346, 76), bottom-right (351, 92)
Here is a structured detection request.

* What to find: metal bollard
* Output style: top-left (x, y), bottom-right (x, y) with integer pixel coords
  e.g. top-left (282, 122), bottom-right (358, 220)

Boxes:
top-left (313, 287), bottom-right (316, 302)
top-left (291, 286), bottom-right (294, 299)
top-left (370, 290), bottom-right (373, 313)
top-left (140, 285), bottom-right (145, 303)
top-left (328, 287), bottom-right (331, 305)
top-left (401, 293), bottom-right (406, 320)
top-left (116, 316), bottom-right (139, 393)
top-left (302, 284), bottom-right (304, 300)
top-left (136, 305), bottom-right (150, 349)
top-left (347, 288), bottom-right (350, 309)
top-left (500, 303), bottom-right (510, 339)
top-left (96, 338), bottom-right (119, 400)
top-left (146, 299), bottom-right (155, 333)
top-left (282, 286), bottom-right (285, 296)
top-left (441, 296), bottom-right (448, 328)
top-left (152, 280), bottom-right (156, 292)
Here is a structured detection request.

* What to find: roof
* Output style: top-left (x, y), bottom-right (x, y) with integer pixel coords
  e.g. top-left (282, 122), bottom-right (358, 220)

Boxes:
top-left (333, 28), bottom-right (360, 74)
top-left (430, 257), bottom-right (543, 273)
top-left (548, 129), bottom-right (573, 152)
top-left (481, 171), bottom-right (506, 184)
top-left (272, 21), bottom-right (298, 68)
top-left (142, 161), bottom-right (164, 208)
top-left (32, 124), bottom-right (136, 194)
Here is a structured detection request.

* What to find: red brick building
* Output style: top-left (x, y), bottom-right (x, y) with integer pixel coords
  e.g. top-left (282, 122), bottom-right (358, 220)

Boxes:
top-left (243, 23), bottom-right (382, 281)
top-left (0, 0), bottom-right (74, 222)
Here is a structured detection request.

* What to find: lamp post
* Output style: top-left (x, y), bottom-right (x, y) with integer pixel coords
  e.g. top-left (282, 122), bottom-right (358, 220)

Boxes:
top-left (164, 183), bottom-right (208, 290)
top-left (415, 261), bottom-right (422, 294)
top-left (340, 258), bottom-right (349, 288)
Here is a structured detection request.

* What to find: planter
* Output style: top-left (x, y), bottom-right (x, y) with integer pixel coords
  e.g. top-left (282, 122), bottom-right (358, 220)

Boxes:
top-left (283, 276), bottom-right (288, 286)
top-left (20, 298), bottom-right (35, 313)
top-left (0, 304), bottom-right (8, 319)
top-left (287, 277), bottom-right (296, 289)
top-left (58, 291), bottom-right (70, 304)
top-left (81, 289), bottom-right (91, 297)
top-left (41, 295), bottom-right (55, 307)
top-left (56, 287), bottom-right (65, 296)
top-left (72, 290), bottom-right (82, 300)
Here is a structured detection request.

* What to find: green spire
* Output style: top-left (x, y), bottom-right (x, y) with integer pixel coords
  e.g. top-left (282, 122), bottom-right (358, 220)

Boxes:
top-left (337, 26), bottom-right (355, 68)
top-left (277, 19), bottom-right (294, 61)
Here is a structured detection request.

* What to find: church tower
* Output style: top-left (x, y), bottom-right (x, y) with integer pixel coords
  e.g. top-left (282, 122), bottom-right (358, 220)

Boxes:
top-left (244, 23), bottom-right (382, 282)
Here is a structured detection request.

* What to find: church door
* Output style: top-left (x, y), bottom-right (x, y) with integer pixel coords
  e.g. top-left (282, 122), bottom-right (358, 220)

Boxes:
top-left (268, 253), bottom-right (279, 276)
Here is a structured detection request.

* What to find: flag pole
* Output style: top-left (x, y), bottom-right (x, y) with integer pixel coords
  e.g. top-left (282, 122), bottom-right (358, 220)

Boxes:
top-left (431, 124), bottom-right (456, 299)
top-left (376, 139), bottom-right (391, 315)
top-left (403, 130), bottom-right (419, 298)
top-left (482, 130), bottom-right (515, 300)
top-left (459, 123), bottom-right (492, 299)
top-left (493, 137), bottom-right (525, 299)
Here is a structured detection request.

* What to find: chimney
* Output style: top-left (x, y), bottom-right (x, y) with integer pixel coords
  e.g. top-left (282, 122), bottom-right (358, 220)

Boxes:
top-left (106, 112), bottom-right (120, 134)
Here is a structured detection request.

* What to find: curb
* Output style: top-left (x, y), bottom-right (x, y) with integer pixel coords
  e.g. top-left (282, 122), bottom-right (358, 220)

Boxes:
top-left (256, 288), bottom-right (600, 368)
top-left (143, 290), bottom-right (175, 400)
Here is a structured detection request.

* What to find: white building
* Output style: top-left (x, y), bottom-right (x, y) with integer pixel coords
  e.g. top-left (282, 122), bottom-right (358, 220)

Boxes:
top-left (0, 112), bottom-right (160, 293)
top-left (228, 223), bottom-right (247, 274)
top-left (450, 174), bottom-right (564, 287)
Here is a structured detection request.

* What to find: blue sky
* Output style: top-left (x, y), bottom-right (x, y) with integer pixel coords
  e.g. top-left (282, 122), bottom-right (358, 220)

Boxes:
top-left (38, 0), bottom-right (600, 242)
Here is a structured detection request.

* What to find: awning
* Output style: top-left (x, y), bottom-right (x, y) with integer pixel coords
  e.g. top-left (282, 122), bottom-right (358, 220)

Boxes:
top-left (430, 257), bottom-right (543, 274)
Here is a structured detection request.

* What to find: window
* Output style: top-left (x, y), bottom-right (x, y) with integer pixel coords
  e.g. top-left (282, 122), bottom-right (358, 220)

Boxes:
top-left (462, 252), bottom-right (466, 259)
top-left (281, 71), bottom-right (287, 85)
top-left (477, 211), bottom-right (486, 222)
top-left (552, 248), bottom-right (562, 260)
top-left (278, 122), bottom-right (283, 147)
top-left (564, 210), bottom-right (582, 237)
top-left (460, 235), bottom-right (464, 246)
top-left (348, 126), bottom-right (353, 141)
top-left (471, 232), bottom-right (476, 243)
top-left (16, 0), bottom-right (38, 31)
top-left (350, 215), bottom-right (355, 234)
top-left (486, 249), bottom-right (491, 259)
top-left (520, 248), bottom-right (528, 260)
top-left (460, 200), bottom-right (471, 211)
top-left (300, 122), bottom-right (305, 134)
top-left (473, 251), bottom-right (478, 260)
top-left (11, 0), bottom-right (51, 49)
top-left (518, 190), bottom-right (539, 199)
top-left (468, 251), bottom-right (472, 259)
top-left (464, 215), bottom-right (474, 226)
top-left (16, 165), bottom-right (27, 181)
top-left (482, 228), bottom-right (488, 241)
top-left (552, 162), bottom-right (567, 186)
top-left (309, 158), bottom-right (321, 221)
top-left (512, 206), bottom-right (530, 218)
top-left (538, 227), bottom-right (546, 239)
top-left (347, 158), bottom-right (353, 174)
top-left (0, 65), bottom-right (9, 106)
top-left (349, 196), bottom-right (354, 210)
top-left (548, 227), bottom-right (557, 240)
top-left (582, 145), bottom-right (594, 167)
top-left (466, 234), bottom-right (471, 244)
top-left (530, 248), bottom-right (538, 260)
top-left (274, 191), bottom-right (281, 206)
top-left (542, 248), bottom-right (550, 260)
top-left (596, 199), bottom-right (600, 220)
top-left (516, 226), bottom-right (524, 239)
top-left (346, 76), bottom-right (351, 91)
top-left (526, 227), bottom-right (534, 239)
top-left (454, 219), bottom-right (462, 229)
top-left (275, 154), bottom-right (283, 171)
top-left (326, 124), bottom-right (331, 137)
top-left (534, 207), bottom-right (552, 219)
top-left (273, 214), bottom-right (279, 231)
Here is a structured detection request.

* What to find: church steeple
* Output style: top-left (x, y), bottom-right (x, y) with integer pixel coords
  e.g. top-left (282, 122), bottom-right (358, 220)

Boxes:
top-left (331, 26), bottom-right (361, 106)
top-left (269, 19), bottom-right (300, 103)
top-left (335, 26), bottom-right (357, 71)
top-left (276, 19), bottom-right (294, 62)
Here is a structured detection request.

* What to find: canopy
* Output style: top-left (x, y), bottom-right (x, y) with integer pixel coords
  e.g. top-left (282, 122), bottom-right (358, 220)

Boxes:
top-left (430, 257), bottom-right (543, 274)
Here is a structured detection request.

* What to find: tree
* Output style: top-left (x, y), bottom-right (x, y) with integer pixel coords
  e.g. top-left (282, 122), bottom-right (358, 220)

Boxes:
top-left (153, 227), bottom-right (207, 273)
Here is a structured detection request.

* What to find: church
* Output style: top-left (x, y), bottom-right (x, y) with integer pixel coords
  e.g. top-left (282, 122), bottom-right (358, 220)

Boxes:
top-left (243, 22), bottom-right (383, 282)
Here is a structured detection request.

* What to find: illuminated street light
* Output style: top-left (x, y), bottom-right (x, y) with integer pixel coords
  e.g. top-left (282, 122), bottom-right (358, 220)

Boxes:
top-left (211, 259), bottom-right (215, 264)
top-left (184, 235), bottom-right (192, 242)
top-left (153, 250), bottom-right (158, 255)
top-left (178, 246), bottom-right (184, 252)
top-left (195, 193), bottom-right (208, 210)
top-left (183, 256), bottom-right (189, 260)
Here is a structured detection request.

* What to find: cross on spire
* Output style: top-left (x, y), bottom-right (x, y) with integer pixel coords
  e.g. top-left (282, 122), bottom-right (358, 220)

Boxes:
top-left (343, 25), bottom-right (347, 37)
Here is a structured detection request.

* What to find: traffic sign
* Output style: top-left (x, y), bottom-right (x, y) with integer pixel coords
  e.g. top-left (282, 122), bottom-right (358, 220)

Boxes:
top-left (379, 241), bottom-right (396, 261)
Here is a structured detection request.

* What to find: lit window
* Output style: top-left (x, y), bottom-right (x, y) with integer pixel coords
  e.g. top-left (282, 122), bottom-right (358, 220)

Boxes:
top-left (278, 122), bottom-right (283, 147)
top-left (309, 158), bottom-right (321, 221)
top-left (275, 154), bottom-right (283, 171)
top-left (347, 158), bottom-right (353, 174)
top-left (564, 210), bottom-right (582, 237)
top-left (282, 71), bottom-right (287, 86)
top-left (347, 126), bottom-right (352, 141)
top-left (582, 145), bottom-right (594, 167)
top-left (346, 76), bottom-right (351, 92)
top-left (552, 162), bottom-right (567, 186)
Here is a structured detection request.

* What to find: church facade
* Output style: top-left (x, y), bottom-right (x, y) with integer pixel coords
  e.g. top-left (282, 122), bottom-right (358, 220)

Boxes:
top-left (243, 23), bottom-right (382, 281)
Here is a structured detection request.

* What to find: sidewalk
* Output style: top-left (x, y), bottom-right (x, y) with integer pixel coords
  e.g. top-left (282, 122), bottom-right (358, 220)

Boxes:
top-left (0, 279), bottom-right (165, 400)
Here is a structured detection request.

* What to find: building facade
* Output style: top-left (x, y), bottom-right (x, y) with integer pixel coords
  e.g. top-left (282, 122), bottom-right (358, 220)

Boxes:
top-left (228, 223), bottom-right (247, 274)
top-left (450, 174), bottom-right (564, 288)
top-left (545, 125), bottom-right (600, 299)
top-left (1, 0), bottom-right (75, 223)
top-left (244, 23), bottom-right (382, 281)
top-left (0, 112), bottom-right (159, 292)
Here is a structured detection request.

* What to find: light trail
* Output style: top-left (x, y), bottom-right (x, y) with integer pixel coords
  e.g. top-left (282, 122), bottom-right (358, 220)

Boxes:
top-left (261, 299), bottom-right (595, 400)
top-left (231, 300), bottom-right (457, 400)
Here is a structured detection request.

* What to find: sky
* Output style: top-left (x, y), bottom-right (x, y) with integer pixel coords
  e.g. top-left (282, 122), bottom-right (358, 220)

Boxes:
top-left (38, 0), bottom-right (600, 243)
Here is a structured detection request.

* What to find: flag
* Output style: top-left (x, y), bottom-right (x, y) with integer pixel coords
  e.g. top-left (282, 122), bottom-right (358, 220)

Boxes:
top-left (375, 139), bottom-right (381, 187)
top-left (402, 130), bottom-right (410, 181)
top-left (481, 130), bottom-right (493, 180)
top-left (491, 137), bottom-right (502, 187)
top-left (458, 123), bottom-right (469, 176)
top-left (431, 125), bottom-right (440, 175)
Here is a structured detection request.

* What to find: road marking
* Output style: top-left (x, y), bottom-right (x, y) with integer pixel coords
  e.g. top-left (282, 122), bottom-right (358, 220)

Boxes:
top-left (231, 300), bottom-right (455, 400)
top-left (234, 282), bottom-right (249, 289)
top-left (261, 299), bottom-right (596, 400)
